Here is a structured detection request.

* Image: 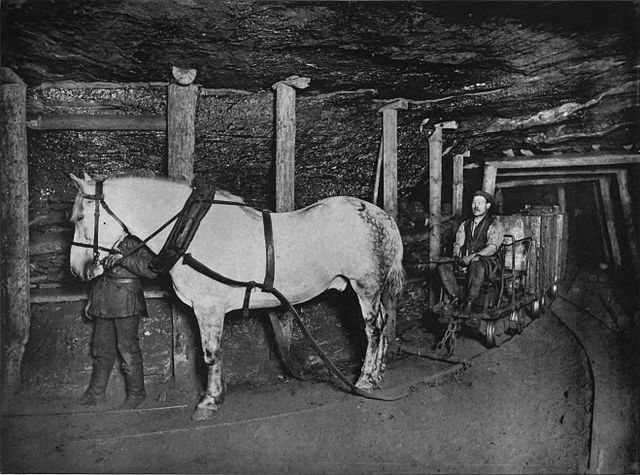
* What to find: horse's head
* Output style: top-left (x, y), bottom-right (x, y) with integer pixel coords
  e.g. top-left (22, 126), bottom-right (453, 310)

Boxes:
top-left (69, 173), bottom-right (128, 281)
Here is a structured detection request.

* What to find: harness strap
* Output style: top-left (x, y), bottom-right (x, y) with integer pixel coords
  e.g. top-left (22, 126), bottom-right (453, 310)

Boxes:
top-left (100, 199), bottom-right (130, 235)
top-left (267, 311), bottom-right (310, 380)
top-left (92, 181), bottom-right (103, 262)
top-left (151, 186), bottom-right (218, 274)
top-left (262, 211), bottom-right (275, 291)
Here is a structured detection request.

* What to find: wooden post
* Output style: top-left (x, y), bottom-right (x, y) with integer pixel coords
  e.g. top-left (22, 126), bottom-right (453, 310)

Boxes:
top-left (376, 100), bottom-right (407, 220)
top-left (274, 83), bottom-right (296, 212)
top-left (452, 152), bottom-right (465, 222)
top-left (495, 188), bottom-right (504, 214)
top-left (167, 69), bottom-right (198, 183)
top-left (167, 67), bottom-right (199, 391)
top-left (557, 185), bottom-right (566, 212)
top-left (381, 110), bottom-right (398, 219)
top-left (599, 177), bottom-right (623, 267)
top-left (616, 169), bottom-right (640, 278)
top-left (592, 181), bottom-right (612, 264)
top-left (482, 164), bottom-right (497, 196)
top-left (375, 100), bottom-right (407, 340)
top-left (0, 68), bottom-right (29, 402)
top-left (272, 76), bottom-right (309, 212)
top-left (270, 76), bottom-right (309, 353)
top-left (427, 121), bottom-right (458, 310)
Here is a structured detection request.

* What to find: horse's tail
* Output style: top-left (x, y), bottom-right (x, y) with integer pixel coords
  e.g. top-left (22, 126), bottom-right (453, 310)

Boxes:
top-left (383, 237), bottom-right (405, 300)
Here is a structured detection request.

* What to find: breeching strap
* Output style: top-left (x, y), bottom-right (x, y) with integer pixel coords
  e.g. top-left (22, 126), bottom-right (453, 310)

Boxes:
top-left (182, 252), bottom-right (409, 401)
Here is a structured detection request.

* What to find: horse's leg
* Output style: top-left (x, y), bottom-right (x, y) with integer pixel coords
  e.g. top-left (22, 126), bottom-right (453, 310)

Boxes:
top-left (191, 305), bottom-right (226, 421)
top-left (352, 282), bottom-right (387, 390)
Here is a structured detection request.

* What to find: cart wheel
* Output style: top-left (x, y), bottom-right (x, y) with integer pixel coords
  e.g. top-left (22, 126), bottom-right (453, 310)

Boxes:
top-left (529, 299), bottom-right (542, 319)
top-left (485, 320), bottom-right (507, 347)
top-left (509, 309), bottom-right (525, 334)
top-left (486, 320), bottom-right (496, 347)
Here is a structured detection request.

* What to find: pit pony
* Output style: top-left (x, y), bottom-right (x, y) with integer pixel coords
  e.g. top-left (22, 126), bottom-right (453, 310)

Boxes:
top-left (69, 173), bottom-right (405, 420)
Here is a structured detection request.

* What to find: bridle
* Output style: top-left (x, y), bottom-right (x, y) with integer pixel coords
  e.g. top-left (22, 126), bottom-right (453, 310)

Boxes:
top-left (72, 180), bottom-right (132, 265)
top-left (72, 180), bottom-right (180, 266)
top-left (71, 179), bottom-right (245, 267)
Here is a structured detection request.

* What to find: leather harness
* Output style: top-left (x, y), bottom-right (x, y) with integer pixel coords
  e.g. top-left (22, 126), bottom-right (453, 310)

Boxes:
top-left (151, 186), bottom-right (276, 317)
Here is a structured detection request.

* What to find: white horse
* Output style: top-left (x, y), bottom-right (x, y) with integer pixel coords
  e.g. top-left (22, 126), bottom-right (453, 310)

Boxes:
top-left (69, 173), bottom-right (405, 420)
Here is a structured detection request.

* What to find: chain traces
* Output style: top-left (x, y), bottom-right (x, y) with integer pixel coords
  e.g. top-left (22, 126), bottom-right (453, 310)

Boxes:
top-left (436, 320), bottom-right (461, 355)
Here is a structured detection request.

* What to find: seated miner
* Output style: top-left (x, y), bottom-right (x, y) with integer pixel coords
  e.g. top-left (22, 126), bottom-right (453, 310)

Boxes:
top-left (438, 190), bottom-right (505, 313)
top-left (77, 234), bottom-right (159, 410)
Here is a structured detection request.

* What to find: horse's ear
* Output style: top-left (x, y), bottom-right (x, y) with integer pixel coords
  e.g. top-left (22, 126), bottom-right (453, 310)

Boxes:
top-left (70, 173), bottom-right (83, 188)
top-left (70, 173), bottom-right (91, 193)
top-left (83, 172), bottom-right (93, 181)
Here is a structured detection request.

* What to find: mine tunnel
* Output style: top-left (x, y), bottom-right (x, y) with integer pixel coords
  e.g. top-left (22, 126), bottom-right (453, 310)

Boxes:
top-left (1, 1), bottom-right (639, 473)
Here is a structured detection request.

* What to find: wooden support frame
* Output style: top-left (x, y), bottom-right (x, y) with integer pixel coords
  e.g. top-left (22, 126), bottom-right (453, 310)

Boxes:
top-left (167, 77), bottom-right (198, 183)
top-left (482, 164), bottom-right (497, 194)
top-left (1, 68), bottom-right (29, 402)
top-left (269, 76), bottom-right (309, 352)
top-left (557, 186), bottom-right (566, 212)
top-left (598, 177), bottom-right (623, 267)
top-left (496, 176), bottom-right (602, 188)
top-left (374, 99), bottom-right (407, 339)
top-left (375, 99), bottom-right (407, 220)
top-left (497, 175), bottom-right (623, 267)
top-left (381, 110), bottom-right (399, 220)
top-left (274, 83), bottom-right (297, 212)
top-left (592, 181), bottom-right (613, 264)
top-left (615, 169), bottom-right (640, 276)
top-left (27, 114), bottom-right (166, 131)
top-left (167, 69), bottom-right (199, 390)
top-left (426, 121), bottom-right (457, 311)
top-left (485, 153), bottom-right (640, 170)
top-left (484, 152), bottom-right (640, 275)
top-left (452, 153), bottom-right (464, 222)
top-left (272, 76), bottom-right (309, 213)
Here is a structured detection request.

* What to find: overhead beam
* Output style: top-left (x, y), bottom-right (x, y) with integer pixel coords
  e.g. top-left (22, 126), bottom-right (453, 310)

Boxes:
top-left (496, 176), bottom-right (598, 188)
top-left (498, 167), bottom-right (622, 178)
top-left (485, 153), bottom-right (640, 169)
top-left (27, 114), bottom-right (166, 131)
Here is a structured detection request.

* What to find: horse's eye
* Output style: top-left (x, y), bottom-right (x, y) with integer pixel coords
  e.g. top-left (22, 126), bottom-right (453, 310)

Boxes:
top-left (77, 216), bottom-right (84, 222)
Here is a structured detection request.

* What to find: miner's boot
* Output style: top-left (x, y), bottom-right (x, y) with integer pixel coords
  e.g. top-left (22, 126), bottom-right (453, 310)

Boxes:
top-left (118, 364), bottom-right (146, 410)
top-left (75, 362), bottom-right (111, 408)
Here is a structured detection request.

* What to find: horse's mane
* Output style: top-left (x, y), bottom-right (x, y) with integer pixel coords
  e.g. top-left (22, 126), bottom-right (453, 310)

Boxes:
top-left (107, 174), bottom-right (258, 221)
top-left (108, 173), bottom-right (246, 203)
top-left (71, 173), bottom-right (253, 222)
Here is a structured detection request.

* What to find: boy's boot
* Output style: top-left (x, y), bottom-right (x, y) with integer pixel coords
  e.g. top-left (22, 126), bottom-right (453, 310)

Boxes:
top-left (118, 363), bottom-right (146, 410)
top-left (76, 363), bottom-right (111, 407)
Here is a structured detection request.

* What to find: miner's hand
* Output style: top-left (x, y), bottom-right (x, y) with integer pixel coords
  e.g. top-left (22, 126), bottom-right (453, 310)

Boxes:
top-left (103, 253), bottom-right (123, 270)
top-left (83, 300), bottom-right (94, 321)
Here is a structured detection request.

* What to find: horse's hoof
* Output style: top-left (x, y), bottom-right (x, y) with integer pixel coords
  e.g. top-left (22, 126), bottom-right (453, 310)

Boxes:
top-left (191, 406), bottom-right (217, 421)
top-left (355, 377), bottom-right (375, 391)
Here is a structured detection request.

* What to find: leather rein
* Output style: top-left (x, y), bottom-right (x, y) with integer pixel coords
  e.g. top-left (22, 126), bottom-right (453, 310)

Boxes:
top-left (71, 180), bottom-right (409, 402)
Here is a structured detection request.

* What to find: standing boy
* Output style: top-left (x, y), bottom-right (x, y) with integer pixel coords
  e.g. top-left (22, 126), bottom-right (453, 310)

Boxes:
top-left (79, 235), bottom-right (158, 410)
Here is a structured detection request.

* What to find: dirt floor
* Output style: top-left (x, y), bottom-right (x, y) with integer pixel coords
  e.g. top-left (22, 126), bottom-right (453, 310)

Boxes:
top-left (2, 266), bottom-right (638, 474)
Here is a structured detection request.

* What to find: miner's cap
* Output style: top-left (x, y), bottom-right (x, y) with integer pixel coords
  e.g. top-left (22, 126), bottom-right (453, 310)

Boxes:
top-left (473, 190), bottom-right (494, 204)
